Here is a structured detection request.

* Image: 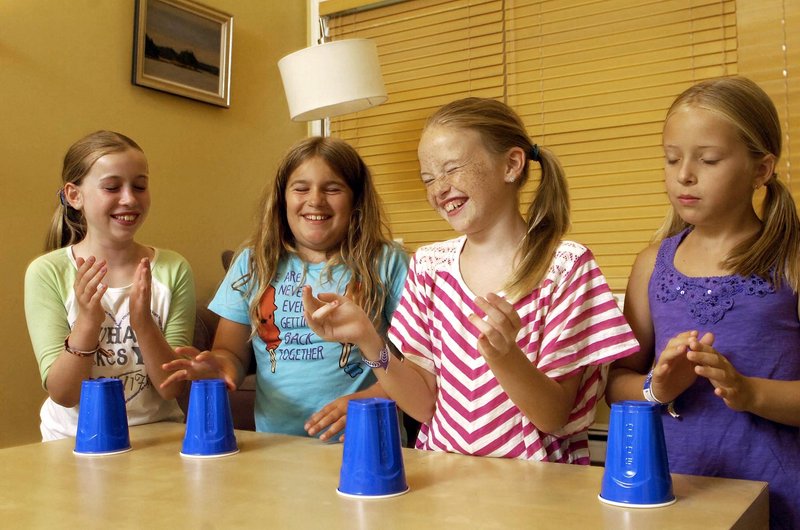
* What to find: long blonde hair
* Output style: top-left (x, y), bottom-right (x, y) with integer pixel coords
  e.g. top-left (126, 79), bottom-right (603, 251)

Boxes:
top-left (46, 130), bottom-right (144, 251)
top-left (424, 98), bottom-right (570, 300)
top-left (237, 137), bottom-right (397, 331)
top-left (655, 76), bottom-right (800, 290)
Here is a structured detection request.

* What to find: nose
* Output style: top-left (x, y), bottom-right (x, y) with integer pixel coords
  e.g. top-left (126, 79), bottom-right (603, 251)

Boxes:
top-left (429, 174), bottom-right (451, 200)
top-left (675, 160), bottom-right (696, 185)
top-left (119, 185), bottom-right (137, 206)
top-left (307, 187), bottom-right (325, 207)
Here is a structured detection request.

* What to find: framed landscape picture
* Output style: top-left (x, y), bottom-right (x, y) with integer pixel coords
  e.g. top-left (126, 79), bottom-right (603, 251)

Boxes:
top-left (132, 0), bottom-right (233, 107)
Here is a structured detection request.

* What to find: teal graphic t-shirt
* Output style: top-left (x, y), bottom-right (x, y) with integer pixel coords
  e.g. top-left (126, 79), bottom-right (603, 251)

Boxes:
top-left (208, 245), bottom-right (408, 435)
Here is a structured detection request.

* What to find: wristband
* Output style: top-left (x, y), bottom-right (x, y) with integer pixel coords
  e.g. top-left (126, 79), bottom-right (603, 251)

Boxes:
top-left (642, 369), bottom-right (665, 404)
top-left (64, 336), bottom-right (112, 358)
top-left (362, 343), bottom-right (390, 372)
top-left (643, 368), bottom-right (680, 418)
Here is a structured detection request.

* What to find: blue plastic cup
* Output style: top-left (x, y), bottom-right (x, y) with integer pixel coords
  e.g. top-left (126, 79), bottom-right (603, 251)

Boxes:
top-left (181, 379), bottom-right (238, 458)
top-left (599, 400), bottom-right (676, 508)
top-left (337, 398), bottom-right (409, 498)
top-left (74, 378), bottom-right (131, 456)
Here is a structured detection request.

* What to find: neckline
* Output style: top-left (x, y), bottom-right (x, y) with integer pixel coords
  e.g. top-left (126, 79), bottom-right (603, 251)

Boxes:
top-left (452, 236), bottom-right (508, 300)
top-left (669, 228), bottom-right (738, 282)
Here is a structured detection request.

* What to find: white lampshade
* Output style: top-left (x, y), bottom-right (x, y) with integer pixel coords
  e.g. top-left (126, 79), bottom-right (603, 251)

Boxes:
top-left (278, 39), bottom-right (388, 122)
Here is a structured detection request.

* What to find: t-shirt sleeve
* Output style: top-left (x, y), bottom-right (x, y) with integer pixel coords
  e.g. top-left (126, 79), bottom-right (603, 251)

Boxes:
top-left (160, 252), bottom-right (196, 349)
top-left (537, 247), bottom-right (638, 379)
top-left (24, 255), bottom-right (71, 387)
top-left (208, 249), bottom-right (253, 326)
top-left (387, 253), bottom-right (436, 374)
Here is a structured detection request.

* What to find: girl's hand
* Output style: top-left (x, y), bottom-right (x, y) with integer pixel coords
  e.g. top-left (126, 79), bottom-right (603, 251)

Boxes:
top-left (160, 347), bottom-right (238, 391)
top-left (129, 258), bottom-right (155, 333)
top-left (687, 340), bottom-right (754, 412)
top-left (305, 396), bottom-right (350, 442)
top-left (650, 330), bottom-right (706, 402)
top-left (73, 256), bottom-right (108, 330)
top-left (468, 293), bottom-right (523, 361)
top-left (302, 286), bottom-right (372, 345)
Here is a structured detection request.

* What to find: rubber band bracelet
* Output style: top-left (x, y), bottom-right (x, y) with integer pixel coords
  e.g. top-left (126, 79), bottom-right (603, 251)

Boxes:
top-left (362, 343), bottom-right (390, 372)
top-left (64, 336), bottom-right (112, 358)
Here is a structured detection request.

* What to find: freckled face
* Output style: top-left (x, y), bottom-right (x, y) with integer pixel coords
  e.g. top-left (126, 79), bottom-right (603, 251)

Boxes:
top-left (663, 106), bottom-right (762, 227)
top-left (417, 125), bottom-right (514, 235)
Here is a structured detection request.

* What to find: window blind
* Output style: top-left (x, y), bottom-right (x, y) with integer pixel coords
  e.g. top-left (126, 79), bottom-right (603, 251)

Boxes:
top-left (324, 0), bottom-right (795, 292)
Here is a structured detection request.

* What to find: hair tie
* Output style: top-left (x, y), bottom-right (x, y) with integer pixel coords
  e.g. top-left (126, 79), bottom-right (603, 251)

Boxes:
top-left (58, 188), bottom-right (69, 208)
top-left (529, 144), bottom-right (541, 162)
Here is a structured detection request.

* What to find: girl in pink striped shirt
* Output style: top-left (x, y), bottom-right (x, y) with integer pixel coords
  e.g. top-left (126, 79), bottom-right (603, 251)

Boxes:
top-left (304, 98), bottom-right (637, 463)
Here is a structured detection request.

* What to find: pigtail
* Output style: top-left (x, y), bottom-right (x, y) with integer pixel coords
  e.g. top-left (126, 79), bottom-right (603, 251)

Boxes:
top-left (45, 192), bottom-right (87, 252)
top-left (505, 146), bottom-right (571, 301)
top-left (726, 176), bottom-right (800, 291)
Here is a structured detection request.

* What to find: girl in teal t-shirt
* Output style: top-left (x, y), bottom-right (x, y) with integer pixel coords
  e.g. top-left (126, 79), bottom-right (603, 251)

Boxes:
top-left (163, 137), bottom-right (408, 440)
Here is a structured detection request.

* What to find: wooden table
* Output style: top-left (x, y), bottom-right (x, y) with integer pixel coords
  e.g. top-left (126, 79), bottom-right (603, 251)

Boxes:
top-left (0, 422), bottom-right (767, 529)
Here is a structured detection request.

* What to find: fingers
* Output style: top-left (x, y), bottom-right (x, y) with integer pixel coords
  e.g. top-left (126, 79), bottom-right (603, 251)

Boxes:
top-left (75, 257), bottom-right (108, 300)
top-left (305, 402), bottom-right (347, 440)
top-left (469, 293), bottom-right (521, 355)
top-left (161, 358), bottom-right (195, 372)
top-left (159, 369), bottom-right (189, 389)
top-left (475, 293), bottom-right (521, 329)
top-left (319, 417), bottom-right (346, 441)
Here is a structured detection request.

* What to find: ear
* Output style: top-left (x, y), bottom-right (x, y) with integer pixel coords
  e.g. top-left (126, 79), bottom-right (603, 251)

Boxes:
top-left (63, 182), bottom-right (83, 210)
top-left (753, 153), bottom-right (777, 189)
top-left (504, 147), bottom-right (526, 183)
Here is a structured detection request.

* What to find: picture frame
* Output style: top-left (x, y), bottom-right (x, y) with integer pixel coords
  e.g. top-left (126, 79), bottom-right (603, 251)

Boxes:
top-left (132, 0), bottom-right (233, 107)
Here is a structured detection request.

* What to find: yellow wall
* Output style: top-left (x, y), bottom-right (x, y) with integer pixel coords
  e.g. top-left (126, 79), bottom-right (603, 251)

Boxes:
top-left (0, 1), bottom-right (307, 448)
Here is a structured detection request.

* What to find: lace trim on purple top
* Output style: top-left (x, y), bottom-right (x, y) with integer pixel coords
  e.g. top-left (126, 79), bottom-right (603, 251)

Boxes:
top-left (653, 233), bottom-right (774, 325)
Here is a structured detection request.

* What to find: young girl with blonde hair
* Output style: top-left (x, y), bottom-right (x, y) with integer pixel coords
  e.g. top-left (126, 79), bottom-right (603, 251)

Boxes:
top-left (25, 130), bottom-right (195, 440)
top-left (163, 137), bottom-right (408, 441)
top-left (304, 98), bottom-right (637, 462)
top-left (607, 76), bottom-right (800, 528)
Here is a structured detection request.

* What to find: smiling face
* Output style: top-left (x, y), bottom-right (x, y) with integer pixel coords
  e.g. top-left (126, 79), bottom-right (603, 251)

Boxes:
top-left (65, 148), bottom-right (150, 247)
top-left (284, 156), bottom-right (354, 262)
top-left (662, 106), bottom-right (768, 228)
top-left (418, 125), bottom-right (519, 235)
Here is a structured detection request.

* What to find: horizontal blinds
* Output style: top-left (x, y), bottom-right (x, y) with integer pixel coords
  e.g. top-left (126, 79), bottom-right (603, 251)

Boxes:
top-left (505, 0), bottom-right (736, 289)
top-left (327, 0), bottom-right (738, 292)
top-left (329, 0), bottom-right (506, 253)
top-left (736, 0), bottom-right (799, 205)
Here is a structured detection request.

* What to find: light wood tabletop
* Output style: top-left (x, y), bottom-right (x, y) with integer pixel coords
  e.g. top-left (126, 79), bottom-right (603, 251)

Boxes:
top-left (0, 422), bottom-right (767, 529)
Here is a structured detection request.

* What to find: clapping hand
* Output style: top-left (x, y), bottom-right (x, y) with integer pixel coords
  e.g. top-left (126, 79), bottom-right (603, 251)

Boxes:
top-left (129, 258), bottom-right (154, 332)
top-left (73, 256), bottom-right (107, 329)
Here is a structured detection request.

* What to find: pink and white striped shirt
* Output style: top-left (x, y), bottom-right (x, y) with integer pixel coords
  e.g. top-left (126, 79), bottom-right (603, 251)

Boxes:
top-left (388, 236), bottom-right (638, 463)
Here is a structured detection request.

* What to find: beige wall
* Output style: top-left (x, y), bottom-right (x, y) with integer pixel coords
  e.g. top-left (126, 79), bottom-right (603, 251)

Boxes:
top-left (0, 1), bottom-right (307, 447)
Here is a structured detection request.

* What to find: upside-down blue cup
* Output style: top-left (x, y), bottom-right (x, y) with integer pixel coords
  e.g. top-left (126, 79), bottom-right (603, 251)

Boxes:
top-left (181, 379), bottom-right (238, 458)
top-left (599, 400), bottom-right (676, 508)
top-left (74, 378), bottom-right (131, 456)
top-left (337, 398), bottom-right (409, 498)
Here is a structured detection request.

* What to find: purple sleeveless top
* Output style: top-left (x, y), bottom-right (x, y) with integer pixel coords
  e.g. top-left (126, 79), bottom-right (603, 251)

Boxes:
top-left (650, 229), bottom-right (800, 529)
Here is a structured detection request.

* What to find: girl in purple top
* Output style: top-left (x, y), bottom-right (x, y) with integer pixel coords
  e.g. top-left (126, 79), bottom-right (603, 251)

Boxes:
top-left (607, 77), bottom-right (800, 528)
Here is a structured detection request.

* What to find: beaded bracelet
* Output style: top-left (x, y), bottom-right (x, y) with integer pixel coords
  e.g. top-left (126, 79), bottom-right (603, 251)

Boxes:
top-left (64, 336), bottom-right (112, 358)
top-left (362, 343), bottom-right (390, 372)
